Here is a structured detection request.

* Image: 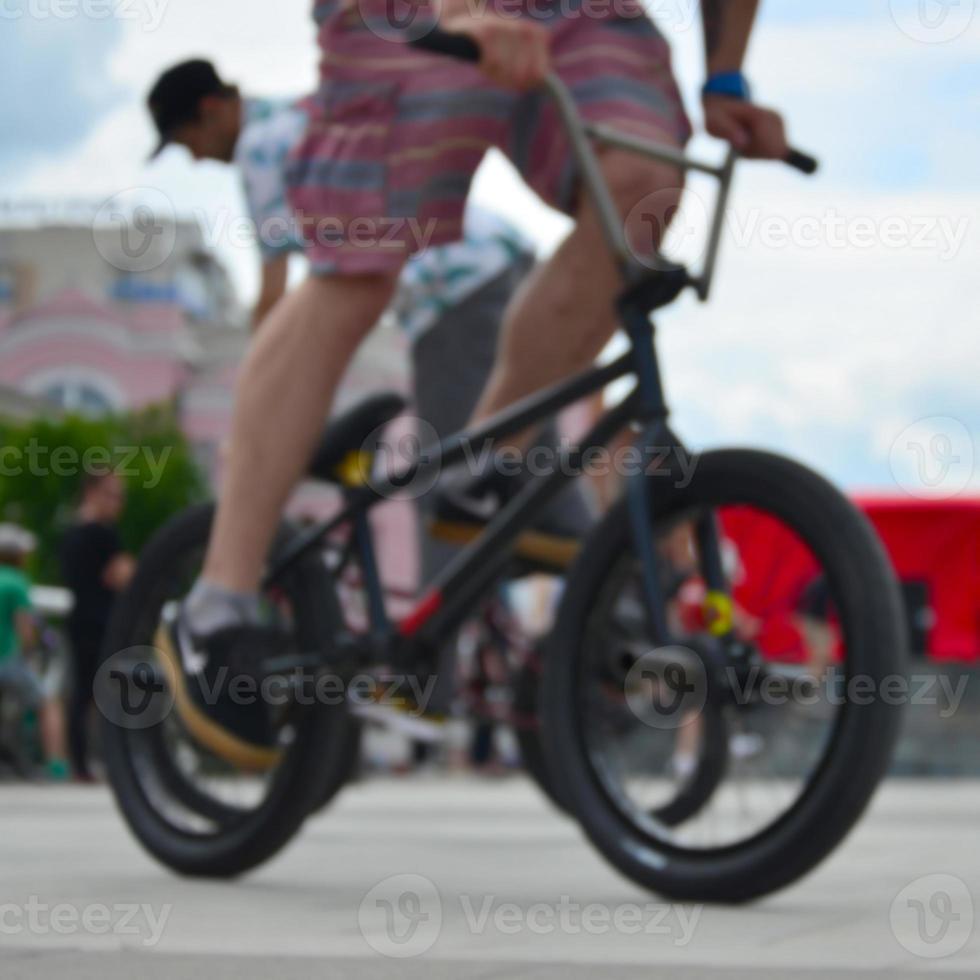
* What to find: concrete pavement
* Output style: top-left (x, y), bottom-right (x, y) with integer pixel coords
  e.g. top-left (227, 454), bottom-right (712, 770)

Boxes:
top-left (0, 777), bottom-right (977, 977)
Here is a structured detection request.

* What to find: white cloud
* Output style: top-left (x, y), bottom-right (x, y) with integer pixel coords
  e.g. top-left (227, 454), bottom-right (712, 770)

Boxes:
top-left (0, 16), bottom-right (125, 171)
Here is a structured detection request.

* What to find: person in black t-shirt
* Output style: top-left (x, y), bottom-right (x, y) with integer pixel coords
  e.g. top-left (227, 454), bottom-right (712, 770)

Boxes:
top-left (60, 471), bottom-right (135, 781)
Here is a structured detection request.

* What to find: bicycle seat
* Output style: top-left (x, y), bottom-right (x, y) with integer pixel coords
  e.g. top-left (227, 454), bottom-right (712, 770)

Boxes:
top-left (308, 391), bottom-right (407, 484)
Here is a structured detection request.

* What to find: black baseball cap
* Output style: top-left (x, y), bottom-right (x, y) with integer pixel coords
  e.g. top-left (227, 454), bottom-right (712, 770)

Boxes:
top-left (147, 59), bottom-right (232, 159)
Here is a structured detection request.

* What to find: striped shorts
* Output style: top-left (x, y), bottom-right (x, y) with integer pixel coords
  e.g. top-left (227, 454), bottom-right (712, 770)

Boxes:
top-left (286, 0), bottom-right (692, 276)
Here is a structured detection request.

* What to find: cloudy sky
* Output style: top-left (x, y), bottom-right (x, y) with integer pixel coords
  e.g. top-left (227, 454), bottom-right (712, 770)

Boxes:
top-left (1, 0), bottom-right (977, 494)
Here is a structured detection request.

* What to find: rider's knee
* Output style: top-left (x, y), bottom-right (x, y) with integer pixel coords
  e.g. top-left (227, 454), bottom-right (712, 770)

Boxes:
top-left (307, 269), bottom-right (402, 330)
top-left (601, 151), bottom-right (685, 247)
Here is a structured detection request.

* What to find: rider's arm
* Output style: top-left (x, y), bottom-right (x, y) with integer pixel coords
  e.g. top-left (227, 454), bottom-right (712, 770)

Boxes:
top-left (701, 0), bottom-right (760, 74)
top-left (699, 1), bottom-right (788, 160)
top-left (253, 256), bottom-right (289, 332)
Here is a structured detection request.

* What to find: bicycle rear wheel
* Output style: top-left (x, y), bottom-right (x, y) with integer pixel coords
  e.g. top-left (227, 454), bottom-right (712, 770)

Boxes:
top-left (101, 504), bottom-right (357, 877)
top-left (541, 449), bottom-right (906, 902)
top-left (515, 649), bottom-right (727, 824)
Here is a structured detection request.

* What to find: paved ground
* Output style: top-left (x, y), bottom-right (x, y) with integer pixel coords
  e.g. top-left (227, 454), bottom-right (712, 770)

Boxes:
top-left (0, 777), bottom-right (977, 978)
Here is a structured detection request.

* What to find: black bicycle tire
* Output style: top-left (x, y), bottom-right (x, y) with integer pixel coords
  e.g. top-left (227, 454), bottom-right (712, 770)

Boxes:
top-left (102, 504), bottom-right (356, 877)
top-left (514, 654), bottom-right (728, 825)
top-left (541, 449), bottom-right (906, 902)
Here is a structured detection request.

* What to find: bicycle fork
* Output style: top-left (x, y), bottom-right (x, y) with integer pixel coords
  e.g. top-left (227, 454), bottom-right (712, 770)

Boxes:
top-left (620, 302), bottom-right (732, 652)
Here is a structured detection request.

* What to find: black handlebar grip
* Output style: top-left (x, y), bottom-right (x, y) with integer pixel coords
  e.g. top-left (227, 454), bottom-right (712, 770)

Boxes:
top-left (409, 27), bottom-right (481, 63)
top-left (785, 148), bottom-right (819, 175)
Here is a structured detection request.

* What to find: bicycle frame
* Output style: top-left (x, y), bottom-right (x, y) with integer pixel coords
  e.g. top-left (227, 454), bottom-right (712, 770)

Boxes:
top-left (544, 74), bottom-right (738, 302)
top-left (265, 71), bottom-right (774, 676)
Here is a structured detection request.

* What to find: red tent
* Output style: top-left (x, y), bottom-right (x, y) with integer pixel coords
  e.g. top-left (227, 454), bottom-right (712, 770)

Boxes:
top-left (856, 496), bottom-right (980, 662)
top-left (713, 496), bottom-right (980, 663)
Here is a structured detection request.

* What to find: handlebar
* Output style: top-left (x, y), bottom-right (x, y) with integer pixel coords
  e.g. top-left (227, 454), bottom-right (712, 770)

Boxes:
top-left (410, 26), bottom-right (818, 300)
top-left (411, 28), bottom-right (818, 176)
top-left (784, 148), bottom-right (819, 175)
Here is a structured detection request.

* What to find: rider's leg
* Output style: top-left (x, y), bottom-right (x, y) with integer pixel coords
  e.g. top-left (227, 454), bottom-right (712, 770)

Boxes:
top-left (40, 697), bottom-right (68, 768)
top-left (200, 272), bottom-right (400, 596)
top-left (470, 150), bottom-right (682, 433)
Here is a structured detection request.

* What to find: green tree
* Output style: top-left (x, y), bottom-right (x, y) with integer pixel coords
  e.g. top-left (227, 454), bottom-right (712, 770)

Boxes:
top-left (0, 406), bottom-right (207, 584)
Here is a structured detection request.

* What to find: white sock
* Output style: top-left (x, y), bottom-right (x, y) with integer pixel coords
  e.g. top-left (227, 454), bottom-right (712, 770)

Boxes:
top-left (183, 580), bottom-right (263, 637)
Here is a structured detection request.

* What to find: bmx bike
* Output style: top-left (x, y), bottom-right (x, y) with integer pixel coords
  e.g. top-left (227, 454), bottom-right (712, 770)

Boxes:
top-left (100, 29), bottom-right (906, 902)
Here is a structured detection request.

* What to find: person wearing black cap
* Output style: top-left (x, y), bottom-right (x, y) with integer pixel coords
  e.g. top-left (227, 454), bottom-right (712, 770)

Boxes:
top-left (148, 59), bottom-right (308, 329)
top-left (148, 59), bottom-right (244, 164)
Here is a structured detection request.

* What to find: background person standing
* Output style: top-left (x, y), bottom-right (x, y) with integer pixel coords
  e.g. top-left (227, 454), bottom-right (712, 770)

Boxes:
top-left (0, 524), bottom-right (69, 780)
top-left (60, 471), bottom-right (135, 781)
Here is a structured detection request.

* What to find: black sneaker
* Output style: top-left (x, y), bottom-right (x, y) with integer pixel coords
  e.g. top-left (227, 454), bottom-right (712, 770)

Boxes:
top-left (154, 610), bottom-right (294, 772)
top-left (428, 459), bottom-right (592, 571)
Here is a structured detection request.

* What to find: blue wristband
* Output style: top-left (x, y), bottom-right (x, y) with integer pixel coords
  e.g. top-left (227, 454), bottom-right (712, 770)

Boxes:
top-left (702, 71), bottom-right (752, 101)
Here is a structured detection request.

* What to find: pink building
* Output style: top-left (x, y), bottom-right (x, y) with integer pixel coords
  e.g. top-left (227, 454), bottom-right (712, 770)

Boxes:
top-left (0, 221), bottom-right (247, 470)
top-left (0, 288), bottom-right (190, 413)
top-left (0, 219), bottom-right (417, 591)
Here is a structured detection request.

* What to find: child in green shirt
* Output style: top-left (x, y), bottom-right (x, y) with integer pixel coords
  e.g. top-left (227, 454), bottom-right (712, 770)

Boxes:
top-left (0, 524), bottom-right (69, 780)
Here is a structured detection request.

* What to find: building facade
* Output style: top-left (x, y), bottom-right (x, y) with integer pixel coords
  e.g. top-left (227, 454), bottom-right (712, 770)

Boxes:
top-left (0, 219), bottom-right (416, 589)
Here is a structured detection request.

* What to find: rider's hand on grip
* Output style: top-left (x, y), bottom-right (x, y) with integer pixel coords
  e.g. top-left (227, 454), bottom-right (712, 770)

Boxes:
top-left (413, 22), bottom-right (550, 91)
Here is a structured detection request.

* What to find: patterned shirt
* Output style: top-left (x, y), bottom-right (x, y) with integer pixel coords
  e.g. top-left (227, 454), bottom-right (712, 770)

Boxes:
top-left (234, 97), bottom-right (533, 339)
top-left (234, 97), bottom-right (309, 261)
top-left (391, 205), bottom-right (533, 341)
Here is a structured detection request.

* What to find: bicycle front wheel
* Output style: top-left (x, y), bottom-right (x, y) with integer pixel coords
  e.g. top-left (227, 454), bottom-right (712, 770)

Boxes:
top-left (541, 449), bottom-right (906, 902)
